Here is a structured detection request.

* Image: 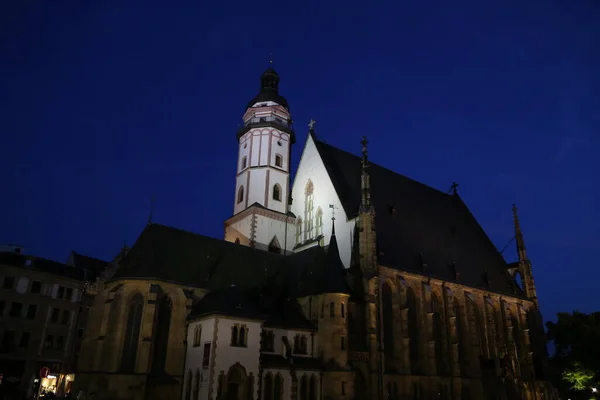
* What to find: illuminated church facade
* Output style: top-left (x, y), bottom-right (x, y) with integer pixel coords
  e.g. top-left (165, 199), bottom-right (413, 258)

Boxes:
top-left (75, 66), bottom-right (555, 400)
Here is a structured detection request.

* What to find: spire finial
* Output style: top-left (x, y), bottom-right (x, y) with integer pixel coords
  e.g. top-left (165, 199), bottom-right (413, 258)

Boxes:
top-left (308, 119), bottom-right (316, 133)
top-left (269, 53), bottom-right (273, 65)
top-left (360, 136), bottom-right (372, 210)
top-left (329, 204), bottom-right (338, 235)
top-left (148, 196), bottom-right (156, 225)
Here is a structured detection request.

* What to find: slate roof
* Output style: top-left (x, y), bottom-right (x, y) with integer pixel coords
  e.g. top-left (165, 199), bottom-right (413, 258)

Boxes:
top-left (69, 251), bottom-right (108, 281)
top-left (111, 223), bottom-right (348, 298)
top-left (313, 137), bottom-right (521, 296)
top-left (0, 252), bottom-right (86, 281)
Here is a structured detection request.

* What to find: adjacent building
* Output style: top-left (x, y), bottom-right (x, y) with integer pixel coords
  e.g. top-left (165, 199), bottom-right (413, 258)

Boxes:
top-left (75, 66), bottom-right (554, 400)
top-left (0, 246), bottom-right (91, 397)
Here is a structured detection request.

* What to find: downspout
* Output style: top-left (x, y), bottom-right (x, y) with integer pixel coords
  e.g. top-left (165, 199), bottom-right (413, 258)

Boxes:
top-left (441, 283), bottom-right (455, 399)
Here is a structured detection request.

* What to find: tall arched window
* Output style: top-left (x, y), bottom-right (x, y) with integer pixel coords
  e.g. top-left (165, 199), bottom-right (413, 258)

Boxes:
top-left (467, 297), bottom-right (485, 358)
top-left (185, 369), bottom-right (192, 400)
top-left (275, 154), bottom-right (283, 168)
top-left (315, 207), bottom-right (323, 236)
top-left (231, 326), bottom-right (238, 346)
top-left (193, 369), bottom-right (200, 400)
top-left (274, 374), bottom-right (283, 400)
top-left (330, 302), bottom-right (335, 318)
top-left (120, 293), bottom-right (144, 372)
top-left (304, 180), bottom-right (314, 240)
top-left (454, 298), bottom-right (468, 374)
top-left (300, 375), bottom-right (308, 400)
top-left (152, 295), bottom-right (172, 373)
top-left (382, 282), bottom-right (395, 361)
top-left (237, 186), bottom-right (244, 204)
top-left (264, 373), bottom-right (273, 400)
top-left (272, 184), bottom-right (282, 201)
top-left (309, 375), bottom-right (317, 400)
top-left (485, 302), bottom-right (498, 357)
top-left (295, 217), bottom-right (302, 245)
top-left (511, 313), bottom-right (522, 360)
top-left (241, 156), bottom-right (247, 170)
top-left (407, 287), bottom-right (419, 374)
top-left (341, 303), bottom-right (345, 318)
top-left (431, 293), bottom-right (446, 375)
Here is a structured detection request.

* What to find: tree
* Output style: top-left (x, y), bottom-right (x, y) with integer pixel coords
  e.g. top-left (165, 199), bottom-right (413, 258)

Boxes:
top-left (546, 311), bottom-right (600, 397)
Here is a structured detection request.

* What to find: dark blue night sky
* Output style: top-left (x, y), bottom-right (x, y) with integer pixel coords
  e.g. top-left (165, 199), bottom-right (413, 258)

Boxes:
top-left (1, 1), bottom-right (598, 324)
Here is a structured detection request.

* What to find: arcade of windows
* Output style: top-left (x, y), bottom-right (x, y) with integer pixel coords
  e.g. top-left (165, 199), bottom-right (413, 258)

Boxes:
top-left (295, 179), bottom-right (324, 245)
top-left (231, 324), bottom-right (248, 347)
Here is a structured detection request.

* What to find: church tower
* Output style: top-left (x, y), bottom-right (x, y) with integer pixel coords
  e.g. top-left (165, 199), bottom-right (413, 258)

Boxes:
top-left (224, 66), bottom-right (297, 253)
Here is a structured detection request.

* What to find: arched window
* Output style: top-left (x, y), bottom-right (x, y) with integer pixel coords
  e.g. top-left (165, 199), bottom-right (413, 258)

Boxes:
top-left (300, 375), bottom-right (308, 400)
top-left (120, 292), bottom-right (144, 372)
top-left (274, 374), bottom-right (283, 400)
top-left (275, 154), bottom-right (283, 168)
top-left (185, 369), bottom-right (192, 400)
top-left (485, 302), bottom-right (498, 356)
top-left (152, 295), bottom-right (172, 373)
top-left (194, 369), bottom-right (200, 400)
top-left (309, 375), bottom-right (317, 400)
top-left (407, 287), bottom-right (419, 374)
top-left (238, 326), bottom-right (246, 347)
top-left (237, 186), bottom-right (244, 204)
top-left (341, 303), bottom-right (345, 318)
top-left (454, 298), bottom-right (468, 374)
top-left (241, 156), bottom-right (247, 170)
top-left (304, 180), bottom-right (314, 240)
top-left (295, 217), bottom-right (302, 245)
top-left (382, 282), bottom-right (395, 361)
top-left (467, 297), bottom-right (485, 358)
top-left (273, 184), bottom-right (282, 201)
top-left (193, 324), bottom-right (201, 347)
top-left (264, 373), bottom-right (273, 400)
top-left (330, 302), bottom-right (335, 318)
top-left (431, 293), bottom-right (446, 375)
top-left (315, 207), bottom-right (323, 236)
top-left (511, 313), bottom-right (522, 360)
top-left (231, 325), bottom-right (238, 346)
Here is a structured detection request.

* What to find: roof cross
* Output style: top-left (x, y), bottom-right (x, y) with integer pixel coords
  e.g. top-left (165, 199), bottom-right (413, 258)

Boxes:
top-left (451, 182), bottom-right (459, 196)
top-left (308, 119), bottom-right (316, 131)
top-left (329, 204), bottom-right (338, 221)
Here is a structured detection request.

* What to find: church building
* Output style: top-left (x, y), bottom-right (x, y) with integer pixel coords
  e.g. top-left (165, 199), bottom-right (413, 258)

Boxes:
top-left (75, 66), bottom-right (555, 400)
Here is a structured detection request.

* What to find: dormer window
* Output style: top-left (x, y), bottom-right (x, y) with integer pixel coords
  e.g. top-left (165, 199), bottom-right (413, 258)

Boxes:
top-left (275, 154), bottom-right (283, 168)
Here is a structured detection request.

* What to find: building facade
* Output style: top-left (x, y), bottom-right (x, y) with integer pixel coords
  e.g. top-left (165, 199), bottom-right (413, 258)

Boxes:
top-left (0, 247), bottom-right (91, 398)
top-left (75, 67), bottom-right (554, 400)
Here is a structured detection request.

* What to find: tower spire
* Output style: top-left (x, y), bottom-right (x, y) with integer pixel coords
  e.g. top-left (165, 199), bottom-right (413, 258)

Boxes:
top-left (512, 204), bottom-right (527, 263)
top-left (512, 204), bottom-right (537, 304)
top-left (360, 136), bottom-right (372, 211)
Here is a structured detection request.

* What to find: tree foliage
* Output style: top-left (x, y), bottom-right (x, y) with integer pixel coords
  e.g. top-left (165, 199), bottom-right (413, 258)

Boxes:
top-left (547, 311), bottom-right (600, 394)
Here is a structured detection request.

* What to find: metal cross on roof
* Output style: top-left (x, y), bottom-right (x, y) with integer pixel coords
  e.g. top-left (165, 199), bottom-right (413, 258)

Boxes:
top-left (329, 204), bottom-right (338, 221)
top-left (308, 119), bottom-right (316, 130)
top-left (451, 182), bottom-right (459, 195)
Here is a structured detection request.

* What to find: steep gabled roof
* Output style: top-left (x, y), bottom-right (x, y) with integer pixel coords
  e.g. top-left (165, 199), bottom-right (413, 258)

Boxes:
top-left (69, 251), bottom-right (108, 281)
top-left (313, 139), bottom-right (520, 296)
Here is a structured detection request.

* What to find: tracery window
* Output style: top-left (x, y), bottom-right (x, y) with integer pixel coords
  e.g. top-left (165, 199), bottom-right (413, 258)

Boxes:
top-left (315, 207), bottom-right (323, 236)
top-left (231, 324), bottom-right (248, 347)
top-left (304, 180), bottom-right (314, 240)
top-left (120, 293), bottom-right (143, 372)
top-left (152, 295), bottom-right (172, 373)
top-left (382, 282), bottom-right (395, 360)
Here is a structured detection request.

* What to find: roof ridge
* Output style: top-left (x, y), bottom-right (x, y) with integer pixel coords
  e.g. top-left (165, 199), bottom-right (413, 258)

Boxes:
top-left (314, 139), bottom-right (453, 199)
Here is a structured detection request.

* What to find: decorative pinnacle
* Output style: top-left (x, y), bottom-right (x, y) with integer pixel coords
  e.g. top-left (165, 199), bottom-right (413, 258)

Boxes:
top-left (360, 136), bottom-right (372, 209)
top-left (512, 204), bottom-right (527, 262)
top-left (360, 136), bottom-right (369, 163)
